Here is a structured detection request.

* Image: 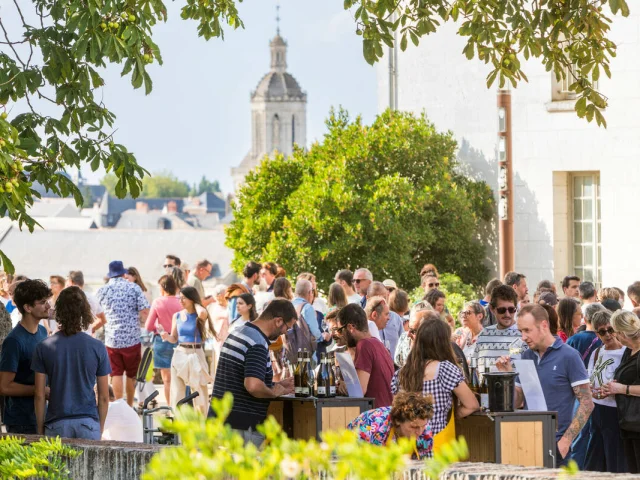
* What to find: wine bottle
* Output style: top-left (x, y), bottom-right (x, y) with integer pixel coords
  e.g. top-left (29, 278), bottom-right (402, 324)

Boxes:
top-left (469, 357), bottom-right (481, 396)
top-left (294, 348), bottom-right (303, 397)
top-left (480, 366), bottom-right (490, 410)
top-left (328, 352), bottom-right (337, 397)
top-left (301, 349), bottom-right (311, 397)
top-left (317, 353), bottom-right (328, 397)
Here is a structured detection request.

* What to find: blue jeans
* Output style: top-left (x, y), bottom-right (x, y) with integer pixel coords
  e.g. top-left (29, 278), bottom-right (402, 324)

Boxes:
top-left (570, 399), bottom-right (589, 469)
top-left (45, 417), bottom-right (101, 440)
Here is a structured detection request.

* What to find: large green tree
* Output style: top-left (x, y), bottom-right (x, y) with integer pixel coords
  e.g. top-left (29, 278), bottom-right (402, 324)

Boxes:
top-left (226, 109), bottom-right (494, 291)
top-left (0, 0), bottom-right (629, 271)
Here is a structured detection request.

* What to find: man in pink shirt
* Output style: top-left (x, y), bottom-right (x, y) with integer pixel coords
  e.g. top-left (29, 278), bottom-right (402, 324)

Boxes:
top-left (337, 303), bottom-right (394, 408)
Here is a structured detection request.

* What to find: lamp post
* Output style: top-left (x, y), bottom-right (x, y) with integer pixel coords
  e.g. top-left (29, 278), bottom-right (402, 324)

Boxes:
top-left (497, 90), bottom-right (514, 278)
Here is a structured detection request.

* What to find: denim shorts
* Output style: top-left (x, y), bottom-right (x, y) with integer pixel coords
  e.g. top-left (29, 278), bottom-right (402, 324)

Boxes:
top-left (153, 336), bottom-right (176, 369)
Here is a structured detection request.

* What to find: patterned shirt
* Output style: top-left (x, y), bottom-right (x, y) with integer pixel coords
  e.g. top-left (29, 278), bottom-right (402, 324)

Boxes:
top-left (472, 324), bottom-right (521, 369)
top-left (97, 278), bottom-right (149, 349)
top-left (391, 360), bottom-right (464, 435)
top-left (348, 406), bottom-right (433, 459)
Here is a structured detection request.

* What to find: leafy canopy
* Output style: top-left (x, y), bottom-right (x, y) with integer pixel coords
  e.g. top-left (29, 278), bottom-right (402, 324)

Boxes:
top-left (0, 0), bottom-right (628, 273)
top-left (226, 109), bottom-right (494, 291)
top-left (351, 0), bottom-right (628, 127)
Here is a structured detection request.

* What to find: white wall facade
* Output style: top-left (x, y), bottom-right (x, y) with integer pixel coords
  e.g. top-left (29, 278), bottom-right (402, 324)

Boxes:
top-left (377, 12), bottom-right (640, 290)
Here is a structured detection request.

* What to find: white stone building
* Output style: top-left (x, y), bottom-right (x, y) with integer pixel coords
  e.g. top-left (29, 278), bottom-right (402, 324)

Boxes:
top-left (231, 31), bottom-right (307, 190)
top-left (377, 11), bottom-right (640, 292)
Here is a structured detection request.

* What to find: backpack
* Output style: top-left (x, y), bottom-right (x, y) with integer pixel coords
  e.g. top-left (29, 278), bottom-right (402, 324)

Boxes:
top-left (283, 302), bottom-right (317, 366)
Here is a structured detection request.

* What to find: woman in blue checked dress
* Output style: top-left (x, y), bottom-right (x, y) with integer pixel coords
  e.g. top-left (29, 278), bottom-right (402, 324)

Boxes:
top-left (391, 317), bottom-right (478, 435)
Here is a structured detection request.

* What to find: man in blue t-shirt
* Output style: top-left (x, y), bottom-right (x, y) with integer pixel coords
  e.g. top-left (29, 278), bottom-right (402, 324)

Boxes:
top-left (32, 286), bottom-right (111, 439)
top-left (0, 280), bottom-right (50, 434)
top-left (497, 304), bottom-right (594, 467)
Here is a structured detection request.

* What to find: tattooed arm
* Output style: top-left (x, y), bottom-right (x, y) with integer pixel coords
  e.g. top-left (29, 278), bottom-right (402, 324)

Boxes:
top-left (558, 383), bottom-right (594, 458)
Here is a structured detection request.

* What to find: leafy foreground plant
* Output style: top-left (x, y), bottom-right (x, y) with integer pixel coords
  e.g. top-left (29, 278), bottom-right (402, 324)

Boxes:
top-left (143, 392), bottom-right (468, 480)
top-left (0, 435), bottom-right (80, 479)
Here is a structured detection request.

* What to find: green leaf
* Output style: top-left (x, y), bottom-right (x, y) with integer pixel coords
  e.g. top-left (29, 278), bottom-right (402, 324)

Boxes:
top-left (400, 34), bottom-right (407, 51)
top-left (0, 250), bottom-right (15, 275)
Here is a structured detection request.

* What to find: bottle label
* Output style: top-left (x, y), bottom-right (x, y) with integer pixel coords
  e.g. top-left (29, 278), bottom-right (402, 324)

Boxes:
top-left (301, 386), bottom-right (310, 395)
top-left (481, 393), bottom-right (489, 409)
top-left (295, 387), bottom-right (303, 394)
top-left (317, 386), bottom-right (326, 396)
top-left (329, 386), bottom-right (336, 395)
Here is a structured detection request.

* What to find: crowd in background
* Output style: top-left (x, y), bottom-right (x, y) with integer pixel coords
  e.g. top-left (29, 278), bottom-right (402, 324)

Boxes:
top-left (1, 257), bottom-right (640, 473)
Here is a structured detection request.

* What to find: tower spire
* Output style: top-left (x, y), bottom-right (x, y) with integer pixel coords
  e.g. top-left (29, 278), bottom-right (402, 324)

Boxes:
top-left (276, 4), bottom-right (280, 35)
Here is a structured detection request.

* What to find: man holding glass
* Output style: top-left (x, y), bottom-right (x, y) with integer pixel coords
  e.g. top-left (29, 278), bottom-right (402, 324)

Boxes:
top-left (496, 304), bottom-right (593, 467)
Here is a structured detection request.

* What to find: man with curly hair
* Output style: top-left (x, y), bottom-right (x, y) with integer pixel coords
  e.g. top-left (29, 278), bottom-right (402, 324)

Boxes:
top-left (32, 286), bottom-right (111, 439)
top-left (0, 279), bottom-right (50, 434)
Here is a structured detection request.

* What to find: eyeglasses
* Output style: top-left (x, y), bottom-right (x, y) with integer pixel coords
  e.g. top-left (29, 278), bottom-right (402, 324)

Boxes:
top-left (460, 311), bottom-right (473, 317)
top-left (330, 325), bottom-right (347, 334)
top-left (496, 306), bottom-right (517, 315)
top-left (597, 327), bottom-right (615, 336)
top-left (427, 282), bottom-right (440, 288)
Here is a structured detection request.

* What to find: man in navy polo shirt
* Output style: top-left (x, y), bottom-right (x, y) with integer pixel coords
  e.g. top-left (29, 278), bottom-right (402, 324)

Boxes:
top-left (497, 304), bottom-right (594, 467)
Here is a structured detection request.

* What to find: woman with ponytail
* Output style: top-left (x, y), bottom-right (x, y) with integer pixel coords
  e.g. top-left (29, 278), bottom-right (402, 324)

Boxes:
top-left (160, 286), bottom-right (217, 415)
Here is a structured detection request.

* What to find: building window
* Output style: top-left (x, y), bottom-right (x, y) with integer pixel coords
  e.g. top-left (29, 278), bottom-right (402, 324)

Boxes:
top-left (291, 115), bottom-right (295, 146)
top-left (552, 63), bottom-right (599, 102)
top-left (572, 174), bottom-right (601, 286)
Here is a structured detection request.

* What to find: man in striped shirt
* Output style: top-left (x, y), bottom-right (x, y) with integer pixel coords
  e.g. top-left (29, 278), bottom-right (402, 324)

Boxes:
top-left (211, 299), bottom-right (297, 446)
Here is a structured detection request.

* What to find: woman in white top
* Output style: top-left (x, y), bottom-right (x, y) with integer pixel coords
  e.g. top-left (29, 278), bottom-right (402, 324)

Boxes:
top-left (455, 302), bottom-right (485, 361)
top-left (228, 293), bottom-right (257, 334)
top-left (585, 309), bottom-right (627, 473)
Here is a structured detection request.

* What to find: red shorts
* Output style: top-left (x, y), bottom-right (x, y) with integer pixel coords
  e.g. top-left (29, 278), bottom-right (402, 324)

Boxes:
top-left (107, 343), bottom-right (141, 378)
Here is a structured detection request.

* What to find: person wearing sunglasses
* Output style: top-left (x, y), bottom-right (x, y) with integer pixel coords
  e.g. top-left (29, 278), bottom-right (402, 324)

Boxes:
top-left (584, 310), bottom-right (627, 473)
top-left (353, 268), bottom-right (373, 309)
top-left (471, 284), bottom-right (522, 371)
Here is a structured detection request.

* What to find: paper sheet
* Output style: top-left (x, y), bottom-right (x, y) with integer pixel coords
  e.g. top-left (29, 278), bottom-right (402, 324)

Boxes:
top-left (335, 351), bottom-right (363, 398)
top-left (514, 359), bottom-right (548, 411)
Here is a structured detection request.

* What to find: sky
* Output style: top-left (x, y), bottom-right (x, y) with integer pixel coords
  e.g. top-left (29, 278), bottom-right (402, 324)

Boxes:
top-left (78, 1), bottom-right (379, 193)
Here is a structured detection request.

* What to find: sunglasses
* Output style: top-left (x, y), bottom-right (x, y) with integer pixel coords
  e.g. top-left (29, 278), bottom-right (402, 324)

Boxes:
top-left (496, 306), bottom-right (517, 315)
top-left (330, 325), bottom-right (347, 334)
top-left (354, 279), bottom-right (367, 284)
top-left (408, 328), bottom-right (418, 336)
top-left (597, 327), bottom-right (615, 336)
top-left (427, 282), bottom-right (440, 288)
top-left (163, 264), bottom-right (173, 269)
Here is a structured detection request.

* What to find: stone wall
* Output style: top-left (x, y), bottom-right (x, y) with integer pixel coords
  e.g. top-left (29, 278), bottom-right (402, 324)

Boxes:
top-left (3, 434), bottom-right (159, 480)
top-left (5, 435), bottom-right (637, 479)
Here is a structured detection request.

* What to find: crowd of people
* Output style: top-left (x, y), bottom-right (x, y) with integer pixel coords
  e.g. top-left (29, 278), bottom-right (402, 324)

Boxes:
top-left (1, 256), bottom-right (640, 474)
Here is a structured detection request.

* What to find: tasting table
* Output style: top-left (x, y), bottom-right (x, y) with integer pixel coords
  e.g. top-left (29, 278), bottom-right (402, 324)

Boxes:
top-left (267, 395), bottom-right (375, 441)
top-left (455, 410), bottom-right (558, 468)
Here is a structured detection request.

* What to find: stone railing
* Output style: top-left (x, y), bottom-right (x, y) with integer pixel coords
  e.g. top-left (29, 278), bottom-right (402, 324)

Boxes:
top-left (4, 435), bottom-right (638, 479)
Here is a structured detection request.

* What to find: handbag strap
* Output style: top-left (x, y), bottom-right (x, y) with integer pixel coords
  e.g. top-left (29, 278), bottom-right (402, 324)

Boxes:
top-left (582, 336), bottom-right (601, 362)
top-left (593, 346), bottom-right (602, 365)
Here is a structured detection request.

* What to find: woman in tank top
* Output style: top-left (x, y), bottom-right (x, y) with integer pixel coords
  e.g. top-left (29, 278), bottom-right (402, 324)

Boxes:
top-left (160, 286), bottom-right (217, 414)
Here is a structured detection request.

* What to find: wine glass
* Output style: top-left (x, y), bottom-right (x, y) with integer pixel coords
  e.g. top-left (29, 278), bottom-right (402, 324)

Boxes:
top-left (508, 338), bottom-right (526, 360)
